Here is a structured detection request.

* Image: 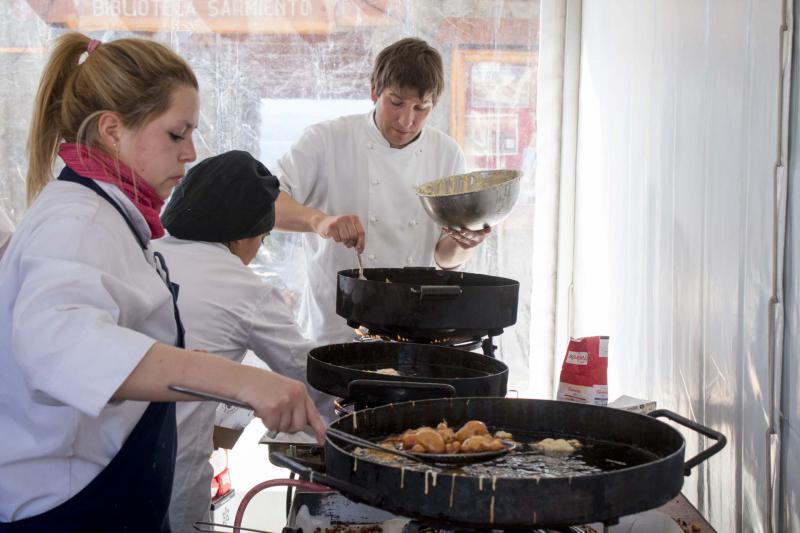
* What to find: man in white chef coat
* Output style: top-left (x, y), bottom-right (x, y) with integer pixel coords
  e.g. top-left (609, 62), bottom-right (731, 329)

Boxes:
top-left (153, 150), bottom-right (333, 533)
top-left (275, 37), bottom-right (490, 346)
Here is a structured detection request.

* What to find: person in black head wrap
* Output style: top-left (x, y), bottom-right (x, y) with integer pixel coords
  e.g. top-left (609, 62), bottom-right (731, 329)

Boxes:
top-left (162, 149), bottom-right (280, 262)
top-left (153, 150), bottom-right (333, 533)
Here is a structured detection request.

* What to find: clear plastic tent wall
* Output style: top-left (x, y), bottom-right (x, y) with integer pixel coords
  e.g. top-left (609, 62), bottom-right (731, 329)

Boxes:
top-left (0, 1), bottom-right (540, 391)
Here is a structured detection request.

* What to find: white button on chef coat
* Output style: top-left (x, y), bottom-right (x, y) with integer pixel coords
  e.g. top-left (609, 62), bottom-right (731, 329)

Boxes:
top-left (152, 237), bottom-right (333, 533)
top-left (0, 180), bottom-right (177, 521)
top-left (276, 111), bottom-right (466, 345)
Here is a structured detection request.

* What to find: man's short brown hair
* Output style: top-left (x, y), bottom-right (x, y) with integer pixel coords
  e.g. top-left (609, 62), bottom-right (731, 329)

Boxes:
top-left (371, 38), bottom-right (445, 105)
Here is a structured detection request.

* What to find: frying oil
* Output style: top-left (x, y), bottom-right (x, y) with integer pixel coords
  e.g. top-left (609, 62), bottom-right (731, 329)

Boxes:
top-left (354, 431), bottom-right (659, 479)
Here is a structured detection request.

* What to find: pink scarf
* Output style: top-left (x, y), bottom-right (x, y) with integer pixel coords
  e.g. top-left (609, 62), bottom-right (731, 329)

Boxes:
top-left (58, 143), bottom-right (165, 239)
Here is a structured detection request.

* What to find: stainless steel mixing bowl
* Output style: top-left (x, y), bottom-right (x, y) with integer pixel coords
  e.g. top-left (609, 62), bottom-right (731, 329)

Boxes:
top-left (415, 169), bottom-right (522, 230)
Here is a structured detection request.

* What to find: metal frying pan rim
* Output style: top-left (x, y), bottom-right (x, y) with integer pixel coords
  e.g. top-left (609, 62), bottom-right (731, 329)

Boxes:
top-left (330, 398), bottom-right (687, 479)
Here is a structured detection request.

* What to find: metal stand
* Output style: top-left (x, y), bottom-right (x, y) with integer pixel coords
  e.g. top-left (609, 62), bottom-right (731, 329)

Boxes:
top-left (482, 335), bottom-right (497, 357)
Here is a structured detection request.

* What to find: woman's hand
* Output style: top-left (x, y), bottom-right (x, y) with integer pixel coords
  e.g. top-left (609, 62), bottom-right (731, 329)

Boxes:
top-left (115, 344), bottom-right (327, 445)
top-left (237, 369), bottom-right (327, 444)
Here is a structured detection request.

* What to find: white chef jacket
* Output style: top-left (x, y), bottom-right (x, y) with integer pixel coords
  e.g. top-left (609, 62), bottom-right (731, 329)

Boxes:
top-left (151, 236), bottom-right (334, 533)
top-left (276, 110), bottom-right (466, 345)
top-left (0, 179), bottom-right (178, 521)
top-left (0, 208), bottom-right (13, 260)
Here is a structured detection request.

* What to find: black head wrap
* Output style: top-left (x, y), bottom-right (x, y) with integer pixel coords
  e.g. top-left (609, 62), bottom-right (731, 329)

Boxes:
top-left (161, 150), bottom-right (280, 242)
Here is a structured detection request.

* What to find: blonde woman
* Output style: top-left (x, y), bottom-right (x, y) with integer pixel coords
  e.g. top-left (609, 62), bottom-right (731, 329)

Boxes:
top-left (0, 33), bottom-right (324, 532)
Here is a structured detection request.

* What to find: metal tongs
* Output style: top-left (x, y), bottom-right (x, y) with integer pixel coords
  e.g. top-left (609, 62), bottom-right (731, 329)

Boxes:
top-left (169, 384), bottom-right (253, 410)
top-left (193, 522), bottom-right (270, 533)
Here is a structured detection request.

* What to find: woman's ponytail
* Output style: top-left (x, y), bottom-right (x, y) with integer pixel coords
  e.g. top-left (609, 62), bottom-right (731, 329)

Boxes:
top-left (26, 33), bottom-right (91, 204)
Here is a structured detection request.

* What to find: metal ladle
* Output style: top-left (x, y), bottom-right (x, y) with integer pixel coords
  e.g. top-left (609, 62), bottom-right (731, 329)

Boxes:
top-left (326, 426), bottom-right (514, 466)
top-left (356, 251), bottom-right (367, 280)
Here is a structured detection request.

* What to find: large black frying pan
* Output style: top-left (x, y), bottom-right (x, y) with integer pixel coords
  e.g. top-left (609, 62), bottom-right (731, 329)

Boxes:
top-left (336, 267), bottom-right (519, 341)
top-left (306, 342), bottom-right (508, 405)
top-left (273, 397), bottom-right (726, 528)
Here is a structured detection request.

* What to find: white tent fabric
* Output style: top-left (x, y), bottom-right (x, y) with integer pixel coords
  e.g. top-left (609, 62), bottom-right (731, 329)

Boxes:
top-left (532, 0), bottom-right (603, 400)
top-left (566, 1), bottom-right (793, 531)
top-left (529, 0), bottom-right (570, 397)
top-left (781, 1), bottom-right (800, 529)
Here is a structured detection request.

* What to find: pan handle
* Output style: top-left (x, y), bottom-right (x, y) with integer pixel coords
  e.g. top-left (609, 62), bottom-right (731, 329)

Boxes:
top-left (411, 285), bottom-right (463, 299)
top-left (648, 409), bottom-right (727, 476)
top-left (269, 451), bottom-right (376, 502)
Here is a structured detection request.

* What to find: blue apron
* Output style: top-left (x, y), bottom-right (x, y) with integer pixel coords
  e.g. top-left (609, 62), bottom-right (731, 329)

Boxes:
top-left (0, 167), bottom-right (186, 532)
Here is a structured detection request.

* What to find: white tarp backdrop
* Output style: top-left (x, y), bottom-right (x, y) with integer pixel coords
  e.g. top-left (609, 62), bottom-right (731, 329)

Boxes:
top-left (782, 1), bottom-right (800, 530)
top-left (568, 1), bottom-right (796, 532)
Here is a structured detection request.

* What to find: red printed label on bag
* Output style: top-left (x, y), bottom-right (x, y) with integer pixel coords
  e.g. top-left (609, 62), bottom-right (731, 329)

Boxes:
top-left (566, 351), bottom-right (589, 365)
top-left (556, 336), bottom-right (609, 405)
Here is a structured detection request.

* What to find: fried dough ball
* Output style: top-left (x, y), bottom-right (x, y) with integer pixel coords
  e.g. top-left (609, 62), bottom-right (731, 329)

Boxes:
top-left (445, 441), bottom-right (462, 454)
top-left (412, 428), bottom-right (446, 453)
top-left (436, 421), bottom-right (456, 444)
top-left (486, 438), bottom-right (505, 451)
top-left (382, 420), bottom-right (512, 456)
top-left (455, 420), bottom-right (490, 442)
top-left (532, 438), bottom-right (581, 453)
top-left (461, 435), bottom-right (505, 453)
top-left (400, 426), bottom-right (433, 449)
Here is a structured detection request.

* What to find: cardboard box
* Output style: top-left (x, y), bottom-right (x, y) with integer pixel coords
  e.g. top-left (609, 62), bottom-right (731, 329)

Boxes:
top-left (210, 489), bottom-right (236, 529)
top-left (212, 425), bottom-right (244, 450)
top-left (212, 403), bottom-right (252, 449)
top-left (608, 395), bottom-right (657, 414)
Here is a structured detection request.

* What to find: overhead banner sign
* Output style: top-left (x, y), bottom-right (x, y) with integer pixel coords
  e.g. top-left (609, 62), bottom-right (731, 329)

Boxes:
top-left (27, 0), bottom-right (399, 33)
